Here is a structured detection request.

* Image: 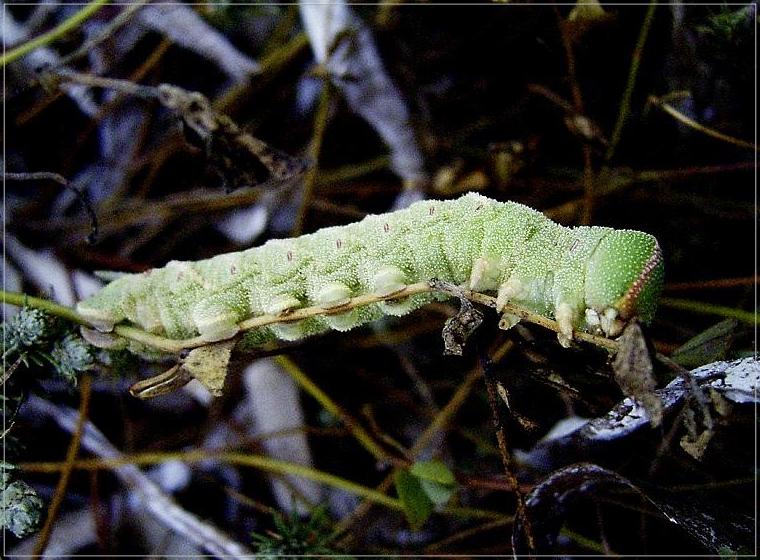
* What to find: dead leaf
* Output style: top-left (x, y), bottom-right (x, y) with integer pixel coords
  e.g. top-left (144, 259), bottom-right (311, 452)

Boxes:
top-left (180, 340), bottom-right (235, 396)
top-left (612, 321), bottom-right (662, 426)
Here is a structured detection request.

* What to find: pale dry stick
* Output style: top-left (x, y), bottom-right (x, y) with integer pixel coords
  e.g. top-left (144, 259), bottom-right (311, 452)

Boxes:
top-left (28, 396), bottom-right (255, 558)
top-left (648, 95), bottom-right (759, 152)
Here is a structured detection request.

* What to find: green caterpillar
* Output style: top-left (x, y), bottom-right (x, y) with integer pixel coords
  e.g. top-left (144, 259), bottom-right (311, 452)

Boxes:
top-left (77, 193), bottom-right (663, 351)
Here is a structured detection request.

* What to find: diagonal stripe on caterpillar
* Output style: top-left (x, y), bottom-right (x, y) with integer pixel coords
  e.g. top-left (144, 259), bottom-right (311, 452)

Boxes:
top-left (77, 192), bottom-right (664, 351)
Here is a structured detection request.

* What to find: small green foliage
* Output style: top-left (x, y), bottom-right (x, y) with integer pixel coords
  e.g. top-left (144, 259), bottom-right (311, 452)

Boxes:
top-left (49, 333), bottom-right (94, 386)
top-left (2, 307), bottom-right (93, 386)
top-left (395, 460), bottom-right (457, 528)
top-left (671, 319), bottom-right (738, 369)
top-left (251, 506), bottom-right (345, 558)
top-left (410, 459), bottom-right (457, 506)
top-left (3, 308), bottom-right (55, 351)
top-left (697, 6), bottom-right (753, 43)
top-left (394, 469), bottom-right (434, 529)
top-left (1, 462), bottom-right (43, 538)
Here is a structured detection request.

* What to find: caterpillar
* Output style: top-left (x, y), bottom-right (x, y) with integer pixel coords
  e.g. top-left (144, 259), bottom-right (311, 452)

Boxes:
top-left (77, 193), bottom-right (663, 352)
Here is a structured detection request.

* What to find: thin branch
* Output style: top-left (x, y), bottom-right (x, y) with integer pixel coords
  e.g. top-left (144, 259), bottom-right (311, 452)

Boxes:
top-left (2, 282), bottom-right (621, 354)
top-left (19, 448), bottom-right (502, 521)
top-left (274, 356), bottom-right (392, 462)
top-left (481, 357), bottom-right (535, 553)
top-left (658, 297), bottom-right (757, 324)
top-left (54, 0), bottom-right (151, 69)
top-left (293, 81), bottom-right (333, 235)
top-left (554, 4), bottom-right (595, 224)
top-left (4, 171), bottom-right (98, 243)
top-left (648, 95), bottom-right (759, 152)
top-left (605, 0), bottom-right (658, 161)
top-left (664, 276), bottom-right (757, 291)
top-left (33, 375), bottom-right (93, 556)
top-left (0, 0), bottom-right (111, 67)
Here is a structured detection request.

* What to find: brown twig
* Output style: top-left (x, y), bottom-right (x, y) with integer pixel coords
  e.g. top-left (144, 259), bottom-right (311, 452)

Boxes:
top-left (481, 358), bottom-right (535, 554)
top-left (33, 374), bottom-right (93, 556)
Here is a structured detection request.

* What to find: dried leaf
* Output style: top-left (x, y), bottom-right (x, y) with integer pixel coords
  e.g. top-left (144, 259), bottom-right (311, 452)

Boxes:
top-left (180, 340), bottom-right (235, 396)
top-left (612, 321), bottom-right (662, 426)
top-left (429, 279), bottom-right (483, 355)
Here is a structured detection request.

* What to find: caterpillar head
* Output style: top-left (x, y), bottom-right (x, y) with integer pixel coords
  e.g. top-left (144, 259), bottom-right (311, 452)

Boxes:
top-left (584, 230), bottom-right (664, 337)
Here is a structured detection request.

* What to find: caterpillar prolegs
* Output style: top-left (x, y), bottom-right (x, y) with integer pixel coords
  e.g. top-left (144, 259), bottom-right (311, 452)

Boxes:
top-left (77, 193), bottom-right (664, 352)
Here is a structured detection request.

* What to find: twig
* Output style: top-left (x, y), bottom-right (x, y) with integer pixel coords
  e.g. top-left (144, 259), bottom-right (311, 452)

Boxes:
top-left (334, 367), bottom-right (486, 544)
top-left (0, 291), bottom-right (91, 326)
top-left (274, 356), bottom-right (392, 462)
top-left (554, 5), bottom-right (595, 224)
top-left (27, 396), bottom-right (255, 558)
top-left (33, 375), bottom-right (92, 556)
top-left (293, 81), bottom-right (333, 235)
top-left (664, 276), bottom-right (757, 291)
top-left (0, 0), bottom-right (111, 67)
top-left (648, 95), bottom-right (759, 152)
top-left (605, 0), bottom-right (658, 162)
top-left (54, 0), bottom-right (150, 68)
top-left (48, 68), bottom-right (160, 100)
top-left (481, 357), bottom-right (535, 553)
top-left (2, 282), bottom-right (621, 354)
top-left (658, 297), bottom-right (757, 325)
top-left (4, 171), bottom-right (98, 243)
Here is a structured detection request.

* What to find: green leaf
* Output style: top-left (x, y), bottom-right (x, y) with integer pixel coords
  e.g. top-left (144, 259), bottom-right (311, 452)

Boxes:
top-left (394, 468), bottom-right (433, 529)
top-left (410, 459), bottom-right (456, 485)
top-left (671, 319), bottom-right (738, 368)
top-left (410, 460), bottom-right (457, 506)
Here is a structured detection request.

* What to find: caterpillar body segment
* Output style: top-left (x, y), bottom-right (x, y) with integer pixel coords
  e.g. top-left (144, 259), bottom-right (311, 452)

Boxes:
top-left (77, 193), bottom-right (664, 351)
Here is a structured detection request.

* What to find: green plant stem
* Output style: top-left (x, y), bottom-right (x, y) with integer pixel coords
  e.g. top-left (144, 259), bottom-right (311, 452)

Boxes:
top-left (293, 81), bottom-right (333, 236)
top-left (2, 284), bottom-right (621, 355)
top-left (274, 356), bottom-right (390, 461)
top-left (19, 449), bottom-right (503, 520)
top-left (605, 0), bottom-right (658, 161)
top-left (0, 290), bottom-right (90, 326)
top-left (1, 0), bottom-right (111, 68)
top-left (658, 297), bottom-right (757, 325)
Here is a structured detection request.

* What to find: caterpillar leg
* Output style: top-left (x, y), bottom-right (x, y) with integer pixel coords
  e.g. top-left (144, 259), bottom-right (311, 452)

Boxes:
top-left (191, 299), bottom-right (241, 342)
top-left (599, 308), bottom-right (624, 337)
top-left (263, 293), bottom-right (306, 341)
top-left (76, 305), bottom-right (118, 333)
top-left (367, 265), bottom-right (416, 316)
top-left (469, 258), bottom-right (502, 292)
top-left (495, 277), bottom-right (523, 312)
top-left (315, 281), bottom-right (362, 331)
top-left (554, 302), bottom-right (576, 348)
